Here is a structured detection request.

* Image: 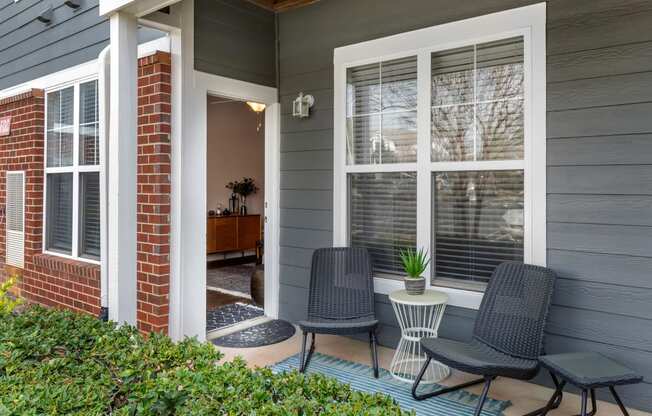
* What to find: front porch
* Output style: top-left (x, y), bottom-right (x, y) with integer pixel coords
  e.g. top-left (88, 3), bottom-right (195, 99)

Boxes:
top-left (219, 332), bottom-right (651, 416)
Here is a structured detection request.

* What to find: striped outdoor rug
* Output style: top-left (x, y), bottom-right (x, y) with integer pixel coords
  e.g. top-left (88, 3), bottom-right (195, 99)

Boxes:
top-left (271, 352), bottom-right (510, 416)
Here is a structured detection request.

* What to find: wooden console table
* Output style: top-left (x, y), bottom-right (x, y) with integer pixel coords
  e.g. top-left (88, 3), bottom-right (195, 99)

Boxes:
top-left (207, 214), bottom-right (261, 254)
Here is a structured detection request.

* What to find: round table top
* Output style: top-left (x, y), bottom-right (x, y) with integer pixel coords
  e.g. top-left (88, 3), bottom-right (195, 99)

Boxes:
top-left (389, 289), bottom-right (448, 306)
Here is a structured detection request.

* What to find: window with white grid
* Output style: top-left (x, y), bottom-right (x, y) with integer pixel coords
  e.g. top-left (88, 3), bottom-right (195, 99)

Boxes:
top-left (44, 79), bottom-right (101, 262)
top-left (333, 5), bottom-right (546, 303)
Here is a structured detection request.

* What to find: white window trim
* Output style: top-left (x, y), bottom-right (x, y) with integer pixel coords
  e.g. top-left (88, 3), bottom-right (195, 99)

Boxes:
top-left (333, 3), bottom-right (547, 309)
top-left (43, 77), bottom-right (101, 265)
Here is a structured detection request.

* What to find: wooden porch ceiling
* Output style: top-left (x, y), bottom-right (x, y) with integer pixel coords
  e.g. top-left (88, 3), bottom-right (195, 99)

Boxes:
top-left (244, 0), bottom-right (320, 12)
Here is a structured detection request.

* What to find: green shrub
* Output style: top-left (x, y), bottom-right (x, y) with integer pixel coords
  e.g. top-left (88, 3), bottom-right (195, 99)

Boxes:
top-left (0, 306), bottom-right (410, 415)
top-left (0, 275), bottom-right (23, 316)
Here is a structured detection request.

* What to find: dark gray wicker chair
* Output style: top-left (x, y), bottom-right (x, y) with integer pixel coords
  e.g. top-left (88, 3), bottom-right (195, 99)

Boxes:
top-left (298, 247), bottom-right (379, 378)
top-left (412, 262), bottom-right (557, 416)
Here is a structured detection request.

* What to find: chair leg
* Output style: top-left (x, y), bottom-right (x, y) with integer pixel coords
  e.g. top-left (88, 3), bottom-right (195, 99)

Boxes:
top-left (299, 331), bottom-right (308, 373)
top-left (474, 376), bottom-right (494, 416)
top-left (412, 356), bottom-right (486, 401)
top-left (580, 390), bottom-right (588, 416)
top-left (524, 372), bottom-right (566, 416)
top-left (299, 332), bottom-right (316, 373)
top-left (609, 386), bottom-right (630, 416)
top-left (369, 330), bottom-right (379, 379)
top-left (589, 389), bottom-right (597, 416)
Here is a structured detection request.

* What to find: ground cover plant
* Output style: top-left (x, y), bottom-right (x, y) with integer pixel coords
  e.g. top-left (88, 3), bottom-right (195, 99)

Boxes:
top-left (0, 306), bottom-right (410, 415)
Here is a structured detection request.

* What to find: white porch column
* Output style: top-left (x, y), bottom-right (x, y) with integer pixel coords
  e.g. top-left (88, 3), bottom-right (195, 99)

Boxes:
top-left (108, 11), bottom-right (138, 325)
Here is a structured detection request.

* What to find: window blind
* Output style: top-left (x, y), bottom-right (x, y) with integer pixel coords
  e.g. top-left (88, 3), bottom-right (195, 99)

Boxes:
top-left (79, 80), bottom-right (99, 165)
top-left (433, 170), bottom-right (524, 287)
top-left (346, 56), bottom-right (417, 165)
top-left (349, 172), bottom-right (417, 277)
top-left (46, 87), bottom-right (74, 167)
top-left (79, 172), bottom-right (100, 259)
top-left (46, 173), bottom-right (73, 254)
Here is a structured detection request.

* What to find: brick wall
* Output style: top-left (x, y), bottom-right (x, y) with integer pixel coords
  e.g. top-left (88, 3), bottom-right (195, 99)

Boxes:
top-left (0, 89), bottom-right (102, 315)
top-left (136, 51), bottom-right (172, 334)
top-left (0, 51), bottom-right (173, 333)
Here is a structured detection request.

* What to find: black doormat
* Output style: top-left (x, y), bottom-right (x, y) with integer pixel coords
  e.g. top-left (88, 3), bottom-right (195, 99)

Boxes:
top-left (211, 319), bottom-right (296, 348)
top-left (206, 303), bottom-right (264, 332)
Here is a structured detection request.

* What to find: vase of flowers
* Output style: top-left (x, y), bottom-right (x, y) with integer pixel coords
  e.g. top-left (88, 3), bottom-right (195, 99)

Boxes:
top-left (226, 177), bottom-right (258, 215)
top-left (399, 247), bottom-right (430, 295)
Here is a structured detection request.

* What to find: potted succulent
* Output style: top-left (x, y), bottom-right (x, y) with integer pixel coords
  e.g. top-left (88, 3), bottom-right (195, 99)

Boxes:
top-left (399, 247), bottom-right (430, 295)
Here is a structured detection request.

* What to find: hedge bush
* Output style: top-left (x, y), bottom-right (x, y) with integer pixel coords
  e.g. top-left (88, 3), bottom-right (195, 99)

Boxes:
top-left (0, 306), bottom-right (410, 415)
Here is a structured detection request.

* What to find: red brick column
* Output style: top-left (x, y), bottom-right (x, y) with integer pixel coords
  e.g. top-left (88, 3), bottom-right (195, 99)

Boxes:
top-left (136, 51), bottom-right (172, 334)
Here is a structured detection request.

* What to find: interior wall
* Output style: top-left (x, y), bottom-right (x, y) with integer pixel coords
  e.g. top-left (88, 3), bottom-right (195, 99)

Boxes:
top-left (206, 99), bottom-right (265, 216)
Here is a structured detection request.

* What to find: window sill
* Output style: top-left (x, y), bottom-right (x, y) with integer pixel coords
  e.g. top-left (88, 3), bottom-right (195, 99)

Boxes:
top-left (34, 253), bottom-right (101, 280)
top-left (374, 277), bottom-right (483, 310)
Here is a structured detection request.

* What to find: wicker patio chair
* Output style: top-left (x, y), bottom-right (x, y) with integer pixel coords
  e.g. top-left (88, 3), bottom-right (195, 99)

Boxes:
top-left (412, 262), bottom-right (557, 416)
top-left (297, 247), bottom-right (379, 378)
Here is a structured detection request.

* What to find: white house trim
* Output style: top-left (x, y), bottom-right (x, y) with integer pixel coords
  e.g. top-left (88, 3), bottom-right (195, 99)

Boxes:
top-left (333, 3), bottom-right (547, 309)
top-left (107, 11), bottom-right (139, 326)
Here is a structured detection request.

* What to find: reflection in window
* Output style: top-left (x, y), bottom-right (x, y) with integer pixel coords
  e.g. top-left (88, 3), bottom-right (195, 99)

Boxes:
top-left (433, 170), bottom-right (524, 287)
top-left (431, 37), bottom-right (524, 162)
top-left (346, 56), bottom-right (417, 164)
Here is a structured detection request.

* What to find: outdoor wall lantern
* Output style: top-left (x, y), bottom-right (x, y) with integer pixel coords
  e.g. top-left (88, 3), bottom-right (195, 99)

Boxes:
top-left (292, 92), bottom-right (314, 118)
top-left (36, 4), bottom-right (53, 23)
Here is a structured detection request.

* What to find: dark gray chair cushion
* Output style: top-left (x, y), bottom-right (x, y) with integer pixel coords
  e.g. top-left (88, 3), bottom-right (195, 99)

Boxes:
top-left (421, 338), bottom-right (539, 380)
top-left (540, 352), bottom-right (643, 389)
top-left (298, 317), bottom-right (379, 335)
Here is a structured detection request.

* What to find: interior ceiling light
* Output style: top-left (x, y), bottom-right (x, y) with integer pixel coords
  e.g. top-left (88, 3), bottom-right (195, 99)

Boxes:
top-left (246, 102), bottom-right (266, 132)
top-left (246, 101), bottom-right (266, 113)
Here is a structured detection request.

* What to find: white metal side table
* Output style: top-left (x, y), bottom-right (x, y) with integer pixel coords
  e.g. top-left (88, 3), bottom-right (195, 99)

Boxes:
top-left (389, 289), bottom-right (450, 384)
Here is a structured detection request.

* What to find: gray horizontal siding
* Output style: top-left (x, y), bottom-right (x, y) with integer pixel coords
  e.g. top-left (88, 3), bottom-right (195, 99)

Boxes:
top-left (0, 0), bottom-right (108, 90)
top-left (194, 0), bottom-right (276, 87)
top-left (277, 0), bottom-right (652, 411)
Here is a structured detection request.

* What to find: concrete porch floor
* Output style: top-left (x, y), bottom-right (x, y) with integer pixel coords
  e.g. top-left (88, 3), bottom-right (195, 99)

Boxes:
top-left (218, 328), bottom-right (650, 416)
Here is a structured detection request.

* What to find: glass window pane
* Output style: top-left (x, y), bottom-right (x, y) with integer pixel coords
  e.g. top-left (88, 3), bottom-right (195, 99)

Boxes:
top-left (79, 123), bottom-right (99, 165)
top-left (432, 170), bottom-right (524, 288)
top-left (79, 80), bottom-right (99, 165)
top-left (46, 129), bottom-right (74, 167)
top-left (347, 62), bottom-right (380, 116)
top-left (79, 172), bottom-right (101, 259)
top-left (381, 110), bottom-right (417, 163)
top-left (46, 86), bottom-right (74, 167)
top-left (476, 37), bottom-right (524, 102)
top-left (347, 56), bottom-right (417, 164)
top-left (476, 100), bottom-right (524, 160)
top-left (431, 46), bottom-right (474, 106)
top-left (381, 56), bottom-right (417, 111)
top-left (431, 37), bottom-right (524, 162)
top-left (347, 115), bottom-right (380, 164)
top-left (79, 80), bottom-right (98, 125)
top-left (46, 173), bottom-right (73, 254)
top-left (431, 104), bottom-right (474, 161)
top-left (349, 172), bottom-right (417, 277)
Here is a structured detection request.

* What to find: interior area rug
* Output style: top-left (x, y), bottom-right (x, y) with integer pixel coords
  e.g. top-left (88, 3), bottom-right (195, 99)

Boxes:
top-left (212, 319), bottom-right (296, 348)
top-left (206, 303), bottom-right (264, 332)
top-left (206, 264), bottom-right (255, 298)
top-left (271, 352), bottom-right (510, 416)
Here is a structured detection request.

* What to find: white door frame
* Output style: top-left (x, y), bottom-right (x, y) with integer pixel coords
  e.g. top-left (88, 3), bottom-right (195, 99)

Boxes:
top-left (178, 73), bottom-right (280, 342)
top-left (143, 0), bottom-right (280, 341)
